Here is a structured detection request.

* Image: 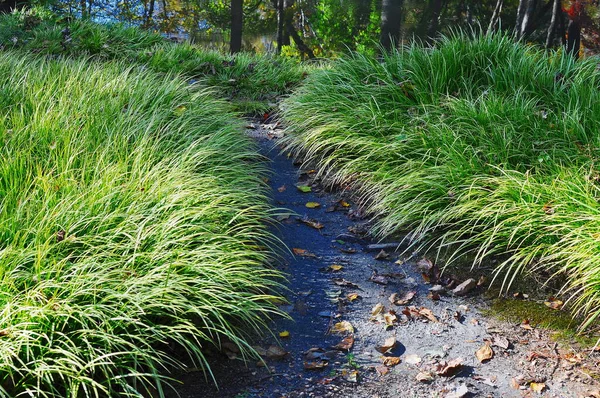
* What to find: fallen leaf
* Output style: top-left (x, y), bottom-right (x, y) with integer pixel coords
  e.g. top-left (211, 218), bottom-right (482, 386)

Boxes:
top-left (510, 378), bottom-right (521, 389)
top-left (381, 356), bottom-right (401, 367)
top-left (296, 185), bottom-right (312, 193)
top-left (492, 336), bottom-right (510, 350)
top-left (435, 358), bottom-right (463, 376)
top-left (305, 202), bottom-right (321, 208)
top-left (428, 292), bottom-right (441, 301)
top-left (544, 296), bottom-right (564, 310)
top-left (542, 203), bottom-right (555, 215)
top-left (332, 321), bottom-right (354, 334)
top-left (374, 250), bottom-right (390, 260)
top-left (416, 257), bottom-right (433, 271)
top-left (277, 185), bottom-right (286, 192)
top-left (375, 336), bottom-right (397, 353)
top-left (475, 343), bottom-right (494, 362)
top-left (370, 272), bottom-right (389, 285)
top-left (405, 354), bottom-right (422, 365)
top-left (279, 331), bottom-right (290, 338)
top-left (375, 365), bottom-right (389, 376)
top-left (329, 264), bottom-right (343, 272)
top-left (530, 382), bottom-right (546, 393)
top-left (340, 247), bottom-right (357, 254)
top-left (292, 248), bottom-right (317, 258)
top-left (333, 335), bottom-right (354, 351)
top-left (390, 291), bottom-right (416, 305)
top-left (416, 371), bottom-right (434, 382)
top-left (333, 278), bottom-right (359, 288)
top-left (451, 278), bottom-right (477, 296)
top-left (383, 312), bottom-right (397, 328)
top-left (266, 345), bottom-right (288, 360)
top-left (339, 200), bottom-right (351, 208)
top-left (372, 303), bottom-right (385, 317)
top-left (347, 292), bottom-right (361, 302)
top-left (342, 369), bottom-right (358, 383)
top-left (521, 319), bottom-right (534, 330)
top-left (304, 360), bottom-right (328, 370)
top-left (300, 217), bottom-right (324, 229)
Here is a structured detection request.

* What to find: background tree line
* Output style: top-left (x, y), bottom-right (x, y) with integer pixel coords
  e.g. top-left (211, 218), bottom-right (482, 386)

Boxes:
top-left (1, 0), bottom-right (599, 57)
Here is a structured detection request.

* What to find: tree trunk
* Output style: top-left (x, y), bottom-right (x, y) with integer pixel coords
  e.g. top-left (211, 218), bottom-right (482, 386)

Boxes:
top-left (515, 0), bottom-right (527, 36)
top-left (144, 0), bottom-right (155, 28)
top-left (487, 0), bottom-right (504, 34)
top-left (545, 0), bottom-right (561, 48)
top-left (276, 0), bottom-right (285, 53)
top-left (566, 19), bottom-right (581, 58)
top-left (80, 0), bottom-right (87, 18)
top-left (380, 0), bottom-right (403, 51)
top-left (519, 0), bottom-right (538, 39)
top-left (230, 0), bottom-right (243, 53)
top-left (286, 16), bottom-right (315, 58)
top-left (427, 0), bottom-right (443, 39)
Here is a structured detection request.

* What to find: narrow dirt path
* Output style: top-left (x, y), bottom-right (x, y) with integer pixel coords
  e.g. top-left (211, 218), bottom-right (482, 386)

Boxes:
top-left (170, 121), bottom-right (600, 398)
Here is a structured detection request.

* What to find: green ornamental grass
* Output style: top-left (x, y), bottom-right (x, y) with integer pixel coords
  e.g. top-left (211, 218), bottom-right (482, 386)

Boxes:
top-left (0, 52), bottom-right (282, 396)
top-left (281, 32), bottom-right (600, 331)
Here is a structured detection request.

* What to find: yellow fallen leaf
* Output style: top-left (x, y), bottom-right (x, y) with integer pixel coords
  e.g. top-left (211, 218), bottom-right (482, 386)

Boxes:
top-left (530, 382), bottom-right (546, 393)
top-left (329, 264), bottom-right (343, 271)
top-left (305, 202), bottom-right (321, 208)
top-left (381, 356), bottom-right (401, 367)
top-left (371, 303), bottom-right (385, 317)
top-left (339, 200), bottom-right (351, 207)
top-left (279, 330), bottom-right (290, 338)
top-left (332, 321), bottom-right (354, 334)
top-left (347, 293), bottom-right (361, 302)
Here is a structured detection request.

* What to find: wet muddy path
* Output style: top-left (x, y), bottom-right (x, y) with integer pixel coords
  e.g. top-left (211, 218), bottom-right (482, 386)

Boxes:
top-left (170, 122), bottom-right (600, 398)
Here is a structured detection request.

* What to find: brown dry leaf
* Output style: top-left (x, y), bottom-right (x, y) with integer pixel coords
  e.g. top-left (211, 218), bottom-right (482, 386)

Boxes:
top-left (428, 291), bottom-right (441, 301)
top-left (530, 382), bottom-right (546, 393)
top-left (475, 343), bottom-right (494, 363)
top-left (492, 336), bottom-right (510, 350)
top-left (521, 319), bottom-right (534, 330)
top-left (340, 247), bottom-right (357, 254)
top-left (370, 273), bottom-right (389, 285)
top-left (381, 356), bottom-right (401, 367)
top-left (300, 217), bottom-right (324, 229)
top-left (416, 371), bottom-right (434, 383)
top-left (332, 321), bottom-right (354, 334)
top-left (562, 352), bottom-right (583, 364)
top-left (375, 365), bottom-right (389, 376)
top-left (374, 250), bottom-right (390, 260)
top-left (418, 307), bottom-right (438, 322)
top-left (371, 303), bottom-right (385, 317)
top-left (333, 335), bottom-right (354, 351)
top-left (416, 257), bottom-right (433, 271)
top-left (292, 248), bottom-right (317, 258)
top-left (333, 278), bottom-right (359, 288)
top-left (277, 185), bottom-right (286, 192)
top-left (375, 336), bottom-right (397, 353)
top-left (405, 354), bottom-right (422, 365)
top-left (391, 291), bottom-right (416, 305)
top-left (544, 297), bottom-right (564, 310)
top-left (510, 378), bottom-right (521, 389)
top-left (304, 360), bottom-right (328, 370)
top-left (266, 345), bottom-right (288, 360)
top-left (435, 358), bottom-right (463, 376)
top-left (347, 292), bottom-right (361, 302)
top-left (305, 202), bottom-right (321, 209)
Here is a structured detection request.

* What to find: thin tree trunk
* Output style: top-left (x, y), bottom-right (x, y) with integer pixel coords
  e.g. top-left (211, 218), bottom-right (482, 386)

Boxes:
top-left (286, 17), bottom-right (314, 58)
top-left (566, 19), bottom-right (581, 58)
top-left (380, 0), bottom-right (403, 51)
top-left (545, 0), bottom-right (561, 48)
top-left (230, 0), bottom-right (243, 53)
top-left (144, 0), bottom-right (155, 28)
top-left (487, 0), bottom-right (504, 34)
top-left (276, 0), bottom-right (285, 54)
top-left (515, 0), bottom-right (526, 36)
top-left (80, 0), bottom-right (87, 18)
top-left (427, 0), bottom-right (443, 39)
top-left (519, 0), bottom-right (537, 39)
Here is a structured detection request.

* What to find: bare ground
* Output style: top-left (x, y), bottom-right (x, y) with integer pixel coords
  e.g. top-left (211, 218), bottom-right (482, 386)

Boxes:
top-left (168, 121), bottom-right (600, 398)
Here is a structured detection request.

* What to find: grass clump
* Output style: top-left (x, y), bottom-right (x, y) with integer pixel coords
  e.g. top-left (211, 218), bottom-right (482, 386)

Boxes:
top-left (0, 8), bottom-right (309, 113)
top-left (0, 52), bottom-right (282, 396)
top-left (281, 32), bottom-right (600, 331)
